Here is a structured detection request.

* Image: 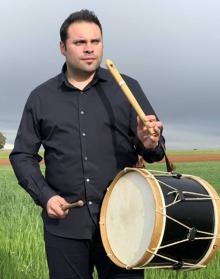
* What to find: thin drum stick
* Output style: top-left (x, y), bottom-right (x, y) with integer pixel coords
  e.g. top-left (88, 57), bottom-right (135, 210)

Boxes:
top-left (61, 200), bottom-right (84, 211)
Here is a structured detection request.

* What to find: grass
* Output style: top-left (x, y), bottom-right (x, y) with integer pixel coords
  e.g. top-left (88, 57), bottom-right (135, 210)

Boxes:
top-left (0, 166), bottom-right (48, 279)
top-left (0, 159), bottom-right (220, 278)
top-left (0, 150), bottom-right (11, 159)
top-left (149, 161), bottom-right (220, 191)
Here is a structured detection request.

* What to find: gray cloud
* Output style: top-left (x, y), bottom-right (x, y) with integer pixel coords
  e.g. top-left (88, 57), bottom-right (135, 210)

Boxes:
top-left (1, 0), bottom-right (219, 149)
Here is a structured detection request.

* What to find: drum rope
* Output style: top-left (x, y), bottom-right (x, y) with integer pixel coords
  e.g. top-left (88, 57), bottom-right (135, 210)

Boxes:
top-left (181, 191), bottom-right (212, 197)
top-left (133, 264), bottom-right (205, 270)
top-left (156, 211), bottom-right (219, 240)
top-left (155, 179), bottom-right (217, 208)
top-left (156, 179), bottom-right (177, 191)
top-left (138, 249), bottom-right (206, 269)
top-left (144, 251), bottom-right (177, 264)
top-left (164, 192), bottom-right (181, 208)
top-left (158, 179), bottom-right (211, 196)
top-left (151, 175), bottom-right (220, 203)
top-left (152, 235), bottom-right (218, 250)
top-left (180, 191), bottom-right (220, 201)
top-left (153, 239), bottom-right (189, 249)
top-left (164, 193), bottom-right (214, 208)
top-left (147, 169), bottom-right (175, 175)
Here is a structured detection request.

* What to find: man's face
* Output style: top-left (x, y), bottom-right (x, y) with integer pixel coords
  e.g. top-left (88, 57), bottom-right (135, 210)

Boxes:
top-left (60, 21), bottom-right (103, 75)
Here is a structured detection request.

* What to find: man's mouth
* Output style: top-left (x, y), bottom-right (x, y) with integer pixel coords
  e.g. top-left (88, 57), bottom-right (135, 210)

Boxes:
top-left (82, 57), bottom-right (96, 61)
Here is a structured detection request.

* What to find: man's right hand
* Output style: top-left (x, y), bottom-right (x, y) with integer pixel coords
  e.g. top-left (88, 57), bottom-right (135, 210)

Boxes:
top-left (46, 195), bottom-right (69, 219)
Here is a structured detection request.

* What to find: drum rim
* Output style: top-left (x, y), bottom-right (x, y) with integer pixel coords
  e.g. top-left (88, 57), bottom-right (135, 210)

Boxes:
top-left (100, 169), bottom-right (128, 268)
top-left (133, 168), bottom-right (166, 268)
top-left (99, 167), bottom-right (166, 269)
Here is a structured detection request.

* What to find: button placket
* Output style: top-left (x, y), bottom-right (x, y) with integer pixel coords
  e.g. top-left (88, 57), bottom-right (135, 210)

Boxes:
top-left (79, 105), bottom-right (88, 162)
top-left (79, 93), bottom-right (93, 204)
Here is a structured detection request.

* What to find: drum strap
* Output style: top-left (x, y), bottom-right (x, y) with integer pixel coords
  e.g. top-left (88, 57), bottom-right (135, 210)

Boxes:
top-left (161, 143), bottom-right (175, 172)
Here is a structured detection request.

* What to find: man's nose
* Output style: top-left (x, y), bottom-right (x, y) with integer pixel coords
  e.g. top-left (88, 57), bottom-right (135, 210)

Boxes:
top-left (84, 43), bottom-right (94, 53)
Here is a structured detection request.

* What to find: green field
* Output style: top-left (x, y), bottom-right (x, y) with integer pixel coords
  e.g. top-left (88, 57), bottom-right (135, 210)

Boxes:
top-left (0, 150), bottom-right (10, 159)
top-left (165, 148), bottom-right (220, 156)
top-left (0, 153), bottom-right (220, 278)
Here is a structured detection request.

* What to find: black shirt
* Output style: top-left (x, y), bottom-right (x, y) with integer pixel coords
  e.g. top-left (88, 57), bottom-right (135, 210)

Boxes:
top-left (10, 64), bottom-right (165, 238)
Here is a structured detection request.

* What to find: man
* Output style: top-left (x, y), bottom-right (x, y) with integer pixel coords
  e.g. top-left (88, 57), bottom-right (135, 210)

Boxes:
top-left (10, 9), bottom-right (165, 279)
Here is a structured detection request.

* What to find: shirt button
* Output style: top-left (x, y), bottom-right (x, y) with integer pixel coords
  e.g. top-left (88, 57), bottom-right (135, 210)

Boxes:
top-left (80, 111), bottom-right (84, 115)
top-left (86, 178), bottom-right (90, 182)
top-left (84, 156), bottom-right (88, 161)
top-left (88, 201), bottom-right (93, 205)
top-left (82, 132), bottom-right (86, 137)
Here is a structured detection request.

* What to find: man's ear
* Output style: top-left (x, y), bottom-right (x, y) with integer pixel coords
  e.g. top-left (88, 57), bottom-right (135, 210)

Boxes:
top-left (60, 41), bottom-right (66, 56)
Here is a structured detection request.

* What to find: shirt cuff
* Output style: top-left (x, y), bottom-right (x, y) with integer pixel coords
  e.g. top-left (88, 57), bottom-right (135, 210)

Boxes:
top-left (142, 141), bottom-right (164, 163)
top-left (29, 174), bottom-right (57, 208)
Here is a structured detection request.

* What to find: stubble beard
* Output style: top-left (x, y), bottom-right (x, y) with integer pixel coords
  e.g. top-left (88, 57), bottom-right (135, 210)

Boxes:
top-left (69, 58), bottom-right (102, 78)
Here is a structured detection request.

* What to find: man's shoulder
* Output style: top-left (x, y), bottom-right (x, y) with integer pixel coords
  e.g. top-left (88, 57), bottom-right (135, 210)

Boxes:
top-left (25, 73), bottom-right (61, 107)
top-left (31, 73), bottom-right (61, 95)
top-left (99, 66), bottom-right (138, 85)
top-left (122, 73), bottom-right (138, 85)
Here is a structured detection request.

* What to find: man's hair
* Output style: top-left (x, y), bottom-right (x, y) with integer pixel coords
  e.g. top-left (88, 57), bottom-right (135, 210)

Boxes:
top-left (60, 9), bottom-right (102, 43)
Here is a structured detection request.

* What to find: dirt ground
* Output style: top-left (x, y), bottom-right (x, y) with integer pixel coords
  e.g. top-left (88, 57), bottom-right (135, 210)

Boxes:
top-left (0, 159), bottom-right (9, 165)
top-left (162, 154), bottom-right (220, 163)
top-left (1, 154), bottom-right (220, 166)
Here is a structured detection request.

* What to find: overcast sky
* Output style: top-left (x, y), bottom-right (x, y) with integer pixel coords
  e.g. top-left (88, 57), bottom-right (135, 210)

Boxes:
top-left (0, 0), bottom-right (219, 150)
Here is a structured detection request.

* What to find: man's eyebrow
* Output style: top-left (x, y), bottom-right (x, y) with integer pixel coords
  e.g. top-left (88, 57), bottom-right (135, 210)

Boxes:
top-left (91, 38), bottom-right (101, 41)
top-left (73, 39), bottom-right (86, 42)
top-left (73, 37), bottom-right (101, 42)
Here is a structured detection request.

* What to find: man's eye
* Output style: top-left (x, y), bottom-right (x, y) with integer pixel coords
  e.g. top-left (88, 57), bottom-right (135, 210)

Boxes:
top-left (92, 40), bottom-right (100, 45)
top-left (74, 41), bottom-right (84, 46)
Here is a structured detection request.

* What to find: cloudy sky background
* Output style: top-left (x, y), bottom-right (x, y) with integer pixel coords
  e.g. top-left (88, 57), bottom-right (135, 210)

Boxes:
top-left (0, 0), bottom-right (219, 150)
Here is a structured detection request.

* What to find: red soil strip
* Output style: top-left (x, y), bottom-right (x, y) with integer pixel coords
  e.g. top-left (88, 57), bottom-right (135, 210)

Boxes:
top-left (1, 154), bottom-right (220, 166)
top-left (0, 159), bottom-right (10, 165)
top-left (165, 154), bottom-right (220, 163)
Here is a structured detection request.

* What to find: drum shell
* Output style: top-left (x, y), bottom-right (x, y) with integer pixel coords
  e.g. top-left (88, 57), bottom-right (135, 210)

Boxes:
top-left (144, 174), bottom-right (216, 268)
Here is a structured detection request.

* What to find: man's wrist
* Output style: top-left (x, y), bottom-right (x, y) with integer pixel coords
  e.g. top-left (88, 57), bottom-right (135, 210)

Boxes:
top-left (144, 141), bottom-right (159, 151)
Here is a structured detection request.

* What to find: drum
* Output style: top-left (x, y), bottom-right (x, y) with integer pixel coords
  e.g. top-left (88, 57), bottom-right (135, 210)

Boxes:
top-left (99, 168), bottom-right (220, 270)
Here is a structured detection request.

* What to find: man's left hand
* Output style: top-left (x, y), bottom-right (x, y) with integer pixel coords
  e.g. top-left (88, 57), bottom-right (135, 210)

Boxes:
top-left (137, 115), bottom-right (162, 150)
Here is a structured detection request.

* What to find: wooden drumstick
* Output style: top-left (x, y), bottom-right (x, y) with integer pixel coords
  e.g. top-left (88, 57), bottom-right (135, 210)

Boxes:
top-left (106, 59), bottom-right (156, 136)
top-left (106, 59), bottom-right (175, 172)
top-left (61, 200), bottom-right (84, 211)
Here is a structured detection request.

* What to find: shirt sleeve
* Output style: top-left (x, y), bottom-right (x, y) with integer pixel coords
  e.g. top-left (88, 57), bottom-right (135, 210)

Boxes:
top-left (127, 78), bottom-right (166, 163)
top-left (9, 94), bottom-right (57, 207)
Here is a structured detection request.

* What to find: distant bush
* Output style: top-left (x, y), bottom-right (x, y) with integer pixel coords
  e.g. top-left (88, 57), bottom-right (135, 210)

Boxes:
top-left (0, 132), bottom-right (6, 149)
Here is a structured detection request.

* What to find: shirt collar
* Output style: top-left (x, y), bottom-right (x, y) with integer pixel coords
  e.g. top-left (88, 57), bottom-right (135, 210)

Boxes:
top-left (94, 66), bottom-right (111, 82)
top-left (58, 63), bottom-right (111, 88)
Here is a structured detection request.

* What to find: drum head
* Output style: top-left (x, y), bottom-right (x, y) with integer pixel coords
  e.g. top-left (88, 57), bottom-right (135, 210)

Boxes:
top-left (105, 171), bottom-right (157, 267)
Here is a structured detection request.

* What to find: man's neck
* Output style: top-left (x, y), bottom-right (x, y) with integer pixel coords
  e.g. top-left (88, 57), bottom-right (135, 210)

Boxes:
top-left (66, 67), bottom-right (96, 91)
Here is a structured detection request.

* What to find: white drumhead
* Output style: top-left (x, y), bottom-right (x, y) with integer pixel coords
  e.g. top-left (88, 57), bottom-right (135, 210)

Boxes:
top-left (106, 171), bottom-right (156, 266)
